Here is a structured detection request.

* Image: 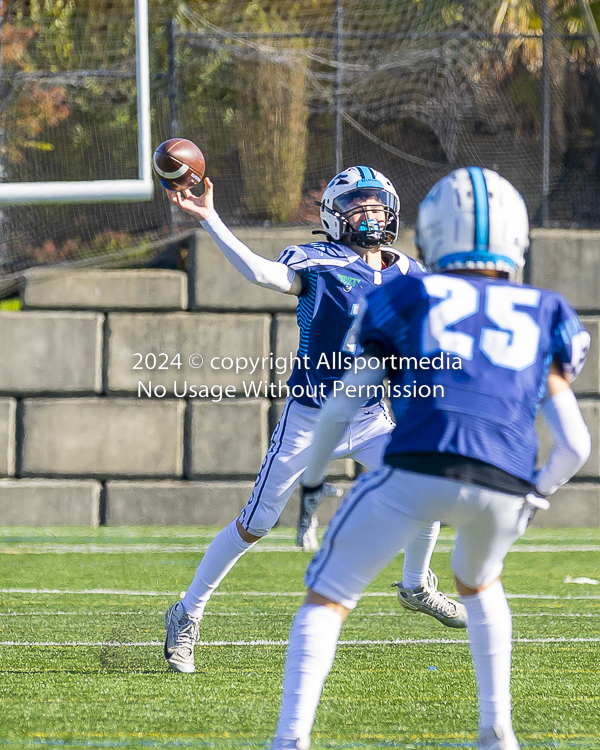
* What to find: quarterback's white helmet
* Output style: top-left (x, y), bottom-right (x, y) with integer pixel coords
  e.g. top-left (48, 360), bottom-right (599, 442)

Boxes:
top-left (416, 167), bottom-right (529, 279)
top-left (319, 166), bottom-right (400, 248)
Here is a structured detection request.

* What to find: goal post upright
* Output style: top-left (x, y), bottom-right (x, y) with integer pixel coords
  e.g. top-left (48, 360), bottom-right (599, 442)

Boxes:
top-left (0, 0), bottom-right (153, 206)
top-left (135, 0), bottom-right (152, 187)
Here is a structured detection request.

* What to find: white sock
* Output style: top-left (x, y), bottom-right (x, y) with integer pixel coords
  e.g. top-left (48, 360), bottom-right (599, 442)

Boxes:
top-left (401, 521), bottom-right (441, 589)
top-left (274, 604), bottom-right (343, 745)
top-left (462, 579), bottom-right (512, 729)
top-left (181, 519), bottom-right (257, 620)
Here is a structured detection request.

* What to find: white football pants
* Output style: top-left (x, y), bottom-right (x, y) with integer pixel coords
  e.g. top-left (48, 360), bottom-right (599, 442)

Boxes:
top-left (238, 396), bottom-right (395, 536)
top-left (305, 466), bottom-right (531, 607)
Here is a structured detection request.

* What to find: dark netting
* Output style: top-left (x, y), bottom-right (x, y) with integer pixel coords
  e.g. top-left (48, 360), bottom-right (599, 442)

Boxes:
top-left (2, 0), bottom-right (600, 280)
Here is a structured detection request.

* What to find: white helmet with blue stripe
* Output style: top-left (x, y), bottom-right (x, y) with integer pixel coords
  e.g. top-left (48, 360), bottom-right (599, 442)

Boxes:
top-left (416, 167), bottom-right (529, 279)
top-left (319, 166), bottom-right (400, 248)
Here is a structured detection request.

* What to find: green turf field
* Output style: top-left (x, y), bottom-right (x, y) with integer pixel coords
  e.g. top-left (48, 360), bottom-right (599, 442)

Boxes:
top-left (1, 526), bottom-right (599, 749)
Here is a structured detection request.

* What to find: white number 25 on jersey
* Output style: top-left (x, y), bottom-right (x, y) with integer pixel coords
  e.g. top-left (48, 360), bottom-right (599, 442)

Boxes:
top-left (422, 275), bottom-right (541, 371)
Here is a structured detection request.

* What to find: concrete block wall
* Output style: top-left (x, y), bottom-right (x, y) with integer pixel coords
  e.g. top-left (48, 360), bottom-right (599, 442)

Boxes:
top-left (0, 227), bottom-right (597, 527)
top-left (529, 229), bottom-right (600, 527)
top-left (0, 312), bottom-right (103, 394)
top-left (5, 232), bottom-right (354, 526)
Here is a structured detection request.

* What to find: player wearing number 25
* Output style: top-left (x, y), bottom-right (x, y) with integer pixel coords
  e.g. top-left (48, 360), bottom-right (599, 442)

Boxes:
top-left (161, 165), bottom-right (467, 675)
top-left (270, 168), bottom-right (592, 750)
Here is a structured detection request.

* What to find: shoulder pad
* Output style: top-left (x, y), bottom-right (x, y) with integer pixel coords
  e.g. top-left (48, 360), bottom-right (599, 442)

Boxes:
top-left (382, 248), bottom-right (427, 276)
top-left (278, 241), bottom-right (360, 271)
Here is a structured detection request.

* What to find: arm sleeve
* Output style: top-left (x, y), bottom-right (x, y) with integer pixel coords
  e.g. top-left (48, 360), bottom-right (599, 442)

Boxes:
top-left (200, 211), bottom-right (297, 293)
top-left (302, 362), bottom-right (388, 487)
top-left (550, 297), bottom-right (591, 383)
top-left (535, 389), bottom-right (591, 496)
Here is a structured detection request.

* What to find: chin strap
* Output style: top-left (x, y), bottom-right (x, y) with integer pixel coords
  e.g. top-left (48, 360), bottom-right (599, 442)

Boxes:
top-left (347, 219), bottom-right (387, 248)
top-left (348, 235), bottom-right (383, 248)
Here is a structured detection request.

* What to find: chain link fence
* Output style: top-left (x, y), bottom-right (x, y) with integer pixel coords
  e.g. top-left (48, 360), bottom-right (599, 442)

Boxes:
top-left (2, 0), bottom-right (600, 279)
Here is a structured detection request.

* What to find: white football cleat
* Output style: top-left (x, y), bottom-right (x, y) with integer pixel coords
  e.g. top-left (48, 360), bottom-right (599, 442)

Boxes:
top-left (479, 725), bottom-right (520, 750)
top-left (299, 515), bottom-right (319, 552)
top-left (392, 569), bottom-right (467, 629)
top-left (296, 482), bottom-right (343, 550)
top-left (164, 600), bottom-right (200, 673)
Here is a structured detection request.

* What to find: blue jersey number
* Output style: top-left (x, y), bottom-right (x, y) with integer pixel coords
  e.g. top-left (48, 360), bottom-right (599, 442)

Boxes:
top-left (422, 276), bottom-right (541, 371)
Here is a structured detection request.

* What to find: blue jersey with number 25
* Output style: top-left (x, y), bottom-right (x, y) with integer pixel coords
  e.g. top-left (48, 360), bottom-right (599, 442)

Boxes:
top-left (359, 274), bottom-right (590, 483)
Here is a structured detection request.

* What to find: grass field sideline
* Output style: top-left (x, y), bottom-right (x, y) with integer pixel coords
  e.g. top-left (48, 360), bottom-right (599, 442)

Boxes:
top-left (1, 526), bottom-right (599, 749)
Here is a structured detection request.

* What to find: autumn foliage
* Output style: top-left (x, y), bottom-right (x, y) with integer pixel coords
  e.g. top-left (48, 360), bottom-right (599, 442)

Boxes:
top-left (0, 20), bottom-right (71, 165)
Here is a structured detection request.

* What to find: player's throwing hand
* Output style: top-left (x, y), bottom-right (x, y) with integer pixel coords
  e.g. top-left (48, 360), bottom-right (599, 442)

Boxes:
top-left (166, 177), bottom-right (215, 221)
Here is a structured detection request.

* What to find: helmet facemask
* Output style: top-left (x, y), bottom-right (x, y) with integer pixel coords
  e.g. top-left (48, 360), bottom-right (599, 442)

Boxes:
top-left (325, 188), bottom-right (399, 248)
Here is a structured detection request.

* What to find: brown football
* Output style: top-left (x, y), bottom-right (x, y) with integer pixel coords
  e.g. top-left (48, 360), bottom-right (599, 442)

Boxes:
top-left (153, 138), bottom-right (206, 191)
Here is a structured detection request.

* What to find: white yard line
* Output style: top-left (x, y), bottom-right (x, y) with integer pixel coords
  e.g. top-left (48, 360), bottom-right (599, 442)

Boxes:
top-left (510, 612), bottom-right (600, 617)
top-left (507, 545), bottom-right (600, 552)
top-left (0, 587), bottom-right (183, 596)
top-left (364, 611), bottom-right (600, 618)
top-left (2, 610), bottom-right (599, 618)
top-left (1, 543), bottom-right (600, 554)
top-left (2, 636), bottom-right (600, 647)
top-left (0, 544), bottom-right (304, 554)
top-left (3, 587), bottom-right (600, 600)
top-left (505, 593), bottom-right (600, 599)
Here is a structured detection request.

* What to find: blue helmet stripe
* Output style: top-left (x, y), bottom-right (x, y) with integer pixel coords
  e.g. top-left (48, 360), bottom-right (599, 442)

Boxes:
top-left (467, 167), bottom-right (489, 252)
top-left (356, 166), bottom-right (375, 180)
